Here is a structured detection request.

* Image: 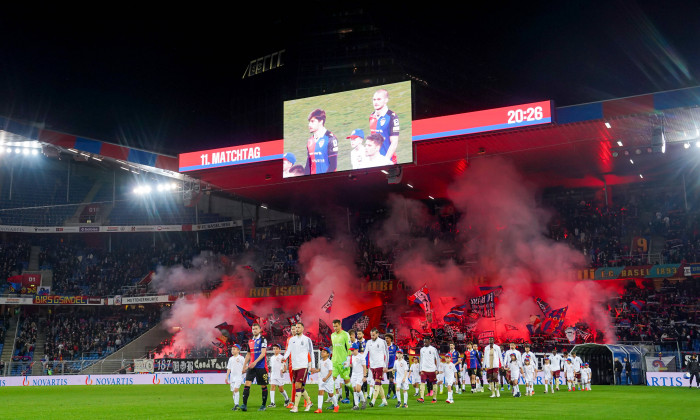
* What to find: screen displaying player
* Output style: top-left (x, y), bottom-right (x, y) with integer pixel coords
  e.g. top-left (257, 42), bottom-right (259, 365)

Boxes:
top-left (283, 81), bottom-right (412, 177)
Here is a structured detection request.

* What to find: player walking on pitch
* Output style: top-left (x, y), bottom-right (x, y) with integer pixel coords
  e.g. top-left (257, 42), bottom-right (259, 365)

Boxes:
top-left (330, 319), bottom-right (352, 406)
top-left (226, 344), bottom-right (245, 411)
top-left (283, 321), bottom-right (316, 412)
top-left (240, 323), bottom-right (269, 412)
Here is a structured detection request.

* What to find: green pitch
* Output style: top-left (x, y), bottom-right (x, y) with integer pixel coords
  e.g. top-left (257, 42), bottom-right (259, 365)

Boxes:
top-left (1, 384), bottom-right (696, 419)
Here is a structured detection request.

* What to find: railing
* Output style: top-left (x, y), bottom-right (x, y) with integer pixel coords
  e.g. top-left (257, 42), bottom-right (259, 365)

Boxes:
top-left (1, 359), bottom-right (136, 376)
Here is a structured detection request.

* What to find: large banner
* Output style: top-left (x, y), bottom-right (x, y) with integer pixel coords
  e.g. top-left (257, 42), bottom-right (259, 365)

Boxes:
top-left (134, 359), bottom-right (155, 374)
top-left (646, 372), bottom-right (693, 387)
top-left (470, 291), bottom-right (495, 317)
top-left (178, 140), bottom-right (284, 172)
top-left (0, 373), bottom-right (224, 387)
top-left (578, 264), bottom-right (683, 280)
top-left (156, 358), bottom-right (229, 373)
top-left (645, 356), bottom-right (677, 372)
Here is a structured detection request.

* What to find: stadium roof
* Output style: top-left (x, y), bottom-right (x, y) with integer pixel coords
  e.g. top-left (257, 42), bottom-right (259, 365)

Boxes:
top-left (2, 86), bottom-right (700, 213)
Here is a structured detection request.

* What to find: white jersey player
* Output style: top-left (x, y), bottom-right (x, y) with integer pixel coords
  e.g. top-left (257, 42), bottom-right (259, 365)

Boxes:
top-left (394, 349), bottom-right (409, 408)
top-left (226, 345), bottom-right (245, 410)
top-left (522, 358), bottom-right (536, 396)
top-left (542, 357), bottom-right (553, 394)
top-left (507, 353), bottom-right (522, 398)
top-left (349, 342), bottom-right (368, 409)
top-left (442, 355), bottom-right (458, 403)
top-left (314, 347), bottom-right (338, 413)
top-left (363, 329), bottom-right (389, 407)
top-left (549, 350), bottom-right (562, 391)
top-left (419, 338), bottom-right (440, 403)
top-left (410, 357), bottom-right (421, 396)
top-left (564, 359), bottom-right (575, 391)
top-left (268, 344), bottom-right (290, 407)
top-left (571, 352), bottom-right (583, 390)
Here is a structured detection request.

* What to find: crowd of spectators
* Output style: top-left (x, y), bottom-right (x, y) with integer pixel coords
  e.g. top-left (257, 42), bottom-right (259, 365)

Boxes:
top-left (612, 279), bottom-right (700, 351)
top-left (13, 313), bottom-right (38, 360)
top-left (44, 306), bottom-right (161, 361)
top-left (0, 240), bottom-right (31, 292)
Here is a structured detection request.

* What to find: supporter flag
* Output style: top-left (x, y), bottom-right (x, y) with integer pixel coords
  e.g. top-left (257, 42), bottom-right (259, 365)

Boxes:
top-left (443, 303), bottom-right (467, 323)
top-left (321, 291), bottom-right (334, 313)
top-left (505, 324), bottom-right (519, 331)
top-left (469, 291), bottom-right (495, 317)
top-left (7, 274), bottom-right (23, 292)
top-left (319, 319), bottom-right (332, 343)
top-left (478, 330), bottom-right (495, 345)
top-left (541, 306), bottom-right (568, 334)
top-left (408, 285), bottom-right (432, 313)
top-left (139, 271), bottom-right (155, 286)
top-left (479, 285), bottom-right (503, 297)
top-left (287, 311), bottom-right (303, 325)
top-left (535, 297), bottom-right (552, 316)
top-left (236, 305), bottom-right (259, 327)
top-left (577, 328), bottom-right (592, 341)
top-left (630, 300), bottom-right (646, 313)
top-left (341, 306), bottom-right (384, 336)
top-left (215, 322), bottom-right (236, 337)
top-left (410, 328), bottom-right (423, 342)
top-left (8, 282), bottom-right (22, 293)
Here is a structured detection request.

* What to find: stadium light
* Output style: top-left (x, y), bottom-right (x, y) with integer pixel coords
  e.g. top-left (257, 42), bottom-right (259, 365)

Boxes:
top-left (617, 140), bottom-right (623, 146)
top-left (685, 142), bottom-right (691, 149)
top-left (380, 169), bottom-right (389, 175)
top-left (605, 122), bottom-right (612, 129)
top-left (428, 195), bottom-right (435, 200)
top-left (406, 184), bottom-right (414, 188)
top-left (630, 159), bottom-right (634, 164)
top-left (31, 149), bottom-right (38, 156)
top-left (639, 174), bottom-right (644, 179)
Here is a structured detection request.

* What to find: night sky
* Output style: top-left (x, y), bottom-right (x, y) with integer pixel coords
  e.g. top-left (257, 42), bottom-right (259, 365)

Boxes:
top-left (1, 1), bottom-right (699, 155)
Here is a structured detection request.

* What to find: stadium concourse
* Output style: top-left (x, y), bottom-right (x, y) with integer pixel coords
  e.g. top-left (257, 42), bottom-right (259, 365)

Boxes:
top-left (0, 87), bottom-right (699, 397)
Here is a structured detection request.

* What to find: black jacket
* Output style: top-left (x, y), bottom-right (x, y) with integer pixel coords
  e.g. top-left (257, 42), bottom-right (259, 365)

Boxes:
top-left (614, 360), bottom-right (622, 373)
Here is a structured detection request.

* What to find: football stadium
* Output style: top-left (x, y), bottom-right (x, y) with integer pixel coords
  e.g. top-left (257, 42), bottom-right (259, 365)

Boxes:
top-left (1, 6), bottom-right (699, 420)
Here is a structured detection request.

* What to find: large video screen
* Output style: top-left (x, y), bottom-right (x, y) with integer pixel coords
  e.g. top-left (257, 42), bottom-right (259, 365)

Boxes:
top-left (283, 81), bottom-right (412, 177)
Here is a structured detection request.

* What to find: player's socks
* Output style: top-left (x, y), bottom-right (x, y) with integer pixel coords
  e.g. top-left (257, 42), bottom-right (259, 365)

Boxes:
top-left (544, 384), bottom-right (548, 392)
top-left (368, 386), bottom-right (374, 399)
top-left (439, 384), bottom-right (443, 394)
top-left (318, 396), bottom-right (323, 410)
top-left (270, 390), bottom-right (275, 404)
top-left (242, 386), bottom-right (250, 405)
top-left (568, 383), bottom-right (572, 390)
top-left (261, 386), bottom-right (268, 406)
top-left (403, 391), bottom-right (408, 404)
top-left (294, 391), bottom-right (302, 409)
top-left (354, 392), bottom-right (361, 406)
top-left (447, 391), bottom-right (453, 401)
top-left (420, 383), bottom-right (426, 399)
top-left (514, 385), bottom-right (520, 396)
top-left (345, 385), bottom-right (351, 399)
top-left (234, 392), bottom-right (240, 405)
top-left (396, 390), bottom-right (402, 404)
top-left (282, 390), bottom-right (289, 401)
top-left (332, 394), bottom-right (339, 407)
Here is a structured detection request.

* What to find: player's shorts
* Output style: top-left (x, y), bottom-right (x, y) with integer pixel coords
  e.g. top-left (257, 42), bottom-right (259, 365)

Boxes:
top-left (509, 371), bottom-right (520, 382)
top-left (269, 376), bottom-right (284, 386)
top-left (412, 374), bottom-right (421, 384)
top-left (553, 370), bottom-right (561, 379)
top-left (332, 361), bottom-right (350, 381)
top-left (320, 378), bottom-right (334, 394)
top-left (386, 370), bottom-right (395, 381)
top-left (229, 377), bottom-right (243, 391)
top-left (437, 373), bottom-right (444, 383)
top-left (245, 367), bottom-right (268, 385)
top-left (468, 368), bottom-right (478, 376)
top-left (445, 377), bottom-right (455, 387)
top-left (370, 368), bottom-right (384, 381)
top-left (566, 371), bottom-right (575, 381)
top-left (396, 376), bottom-right (409, 390)
top-left (575, 371), bottom-right (581, 379)
top-left (350, 375), bottom-right (364, 387)
top-left (291, 368), bottom-right (308, 385)
top-left (420, 371), bottom-right (437, 384)
top-left (486, 368), bottom-right (499, 383)
top-left (544, 373), bottom-right (552, 381)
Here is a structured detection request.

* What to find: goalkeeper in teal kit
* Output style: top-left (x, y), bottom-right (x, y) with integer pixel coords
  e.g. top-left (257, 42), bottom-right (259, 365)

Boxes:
top-left (330, 319), bottom-right (352, 405)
